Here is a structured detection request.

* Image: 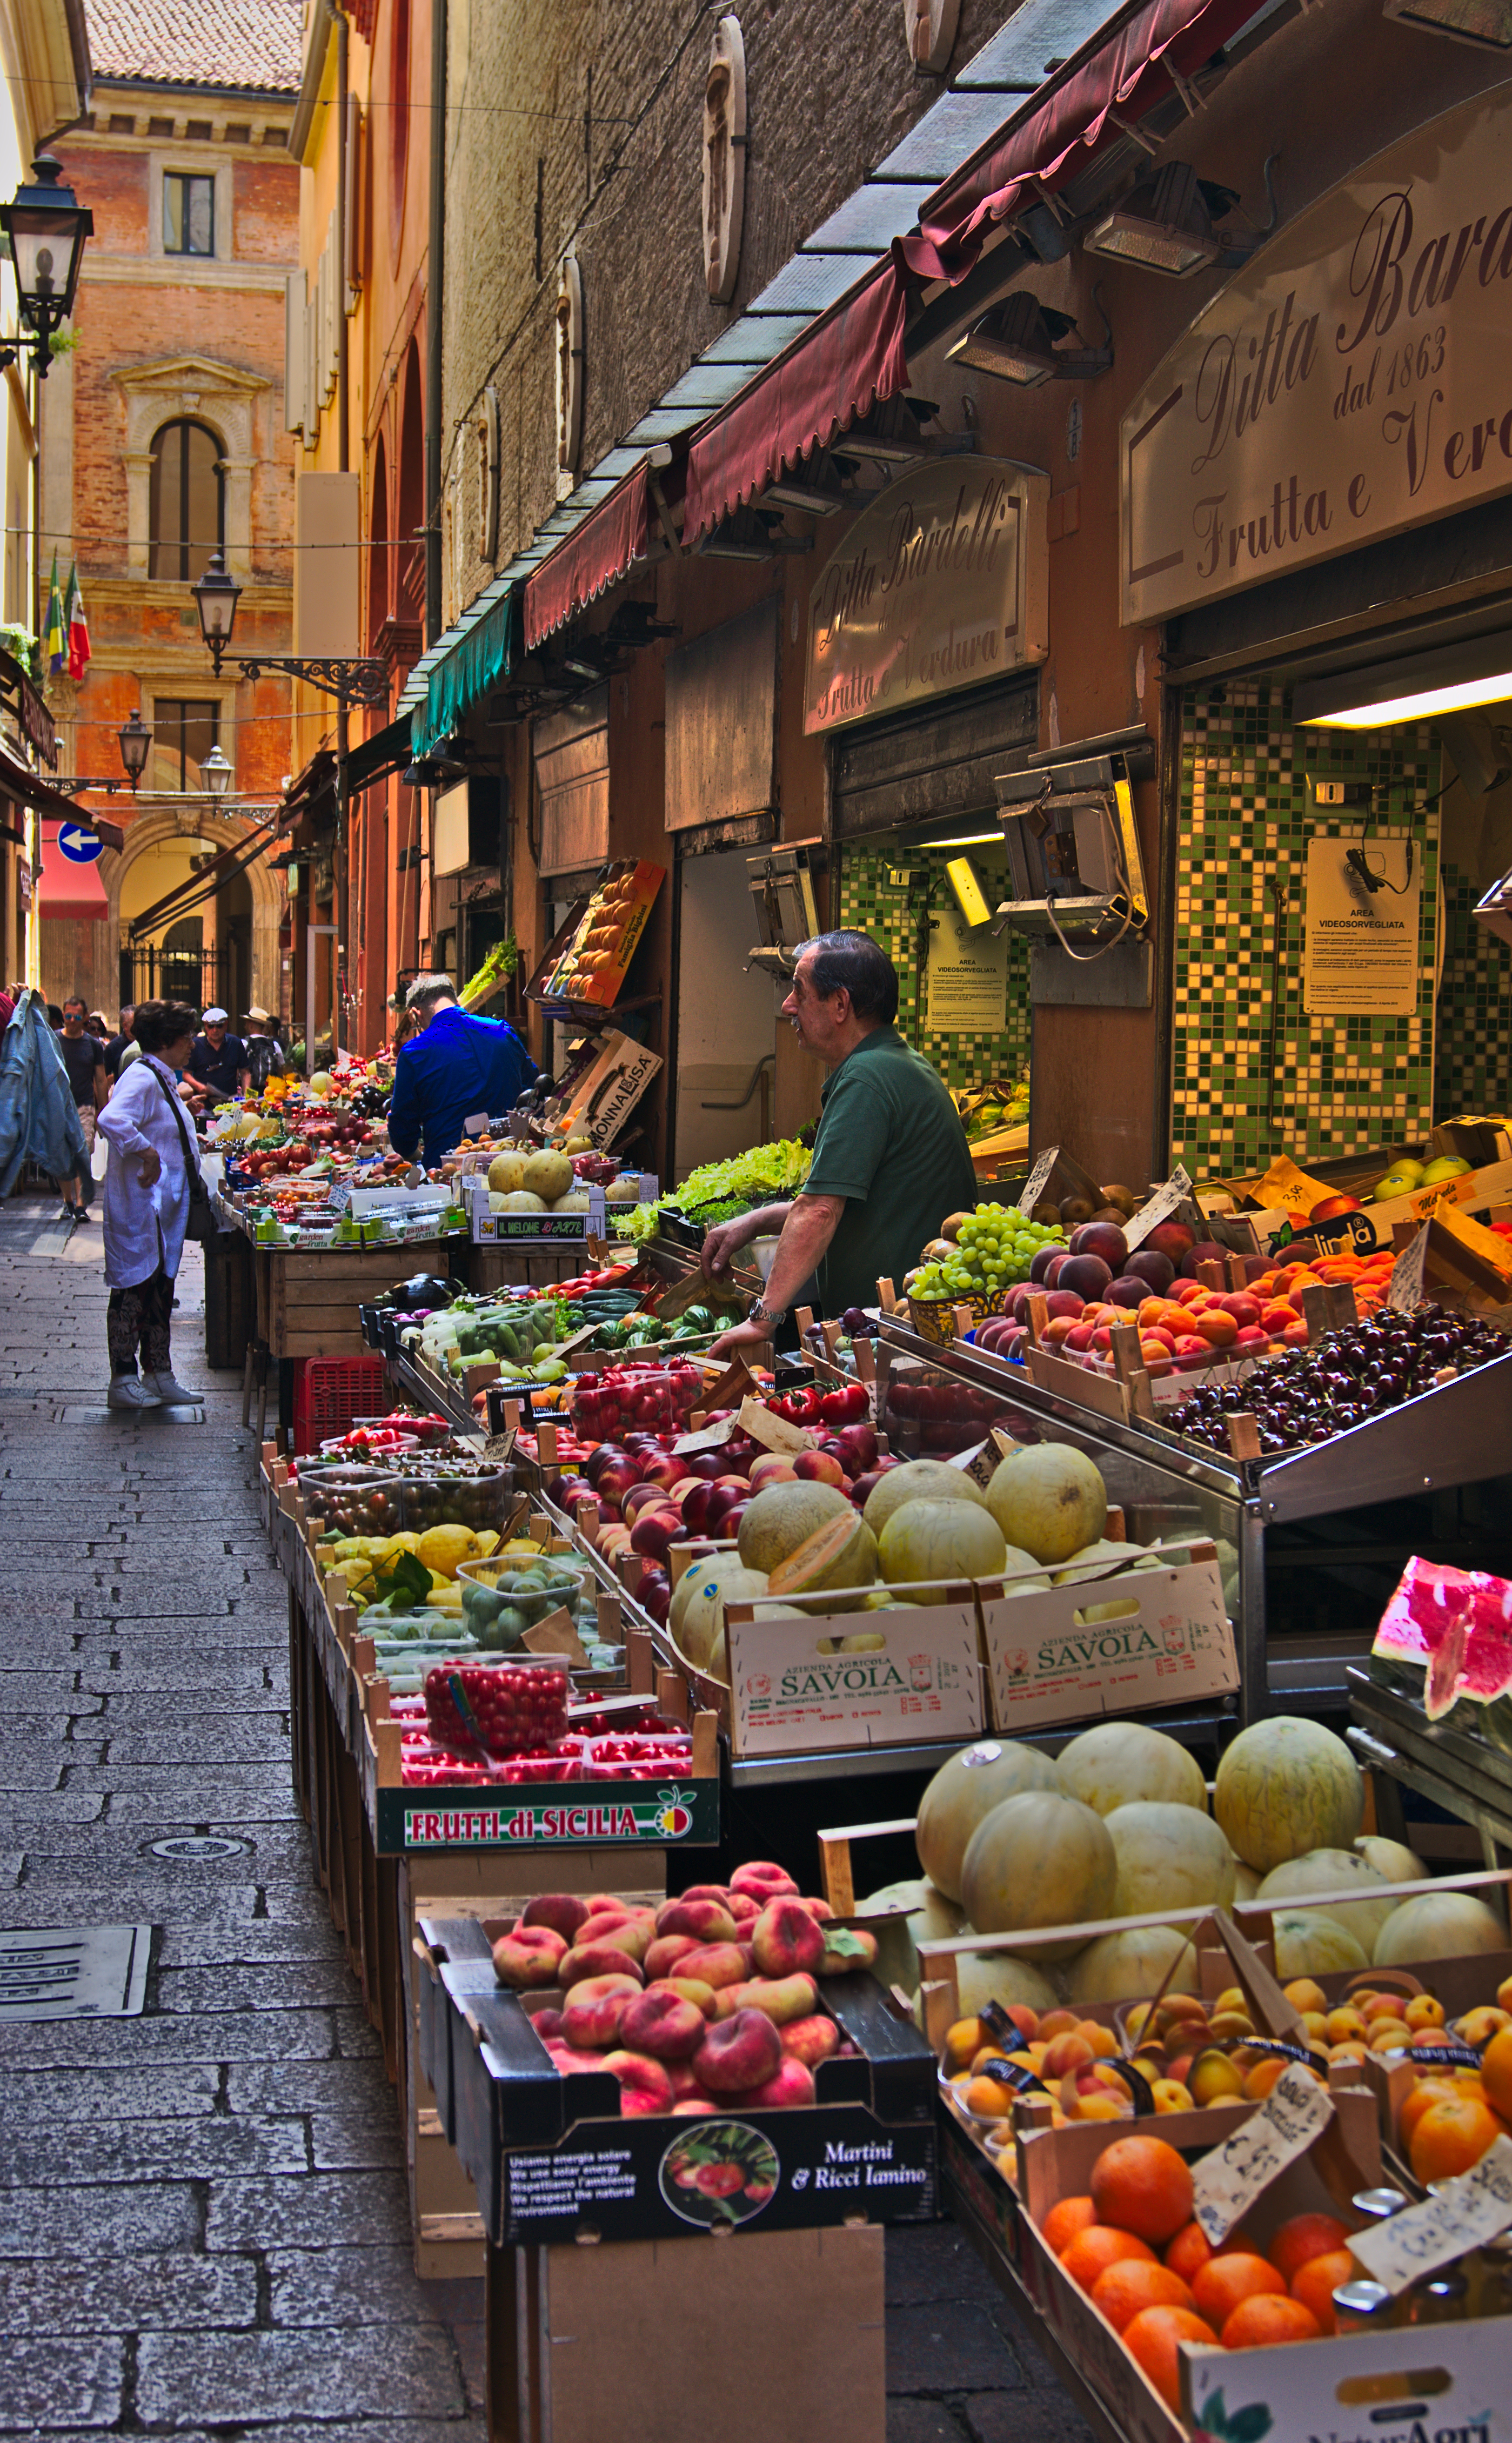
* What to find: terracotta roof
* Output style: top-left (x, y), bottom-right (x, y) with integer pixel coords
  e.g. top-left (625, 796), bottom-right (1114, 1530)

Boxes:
top-left (86, 0), bottom-right (303, 96)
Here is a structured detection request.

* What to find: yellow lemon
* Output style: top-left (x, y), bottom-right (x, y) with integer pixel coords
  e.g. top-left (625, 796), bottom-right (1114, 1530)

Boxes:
top-left (474, 1530), bottom-right (501, 1558)
top-left (417, 1523), bottom-right (483, 1579)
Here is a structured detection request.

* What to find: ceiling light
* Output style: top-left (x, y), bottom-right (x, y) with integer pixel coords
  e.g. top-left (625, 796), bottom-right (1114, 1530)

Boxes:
top-left (1083, 162), bottom-right (1235, 276)
top-left (698, 507), bottom-right (813, 560)
top-left (763, 455), bottom-right (848, 515)
top-left (1294, 634), bottom-right (1512, 729)
top-left (947, 291), bottom-right (1110, 385)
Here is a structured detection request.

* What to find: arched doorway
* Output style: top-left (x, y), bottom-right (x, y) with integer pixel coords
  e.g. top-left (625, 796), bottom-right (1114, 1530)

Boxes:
top-left (104, 808), bottom-right (284, 1026)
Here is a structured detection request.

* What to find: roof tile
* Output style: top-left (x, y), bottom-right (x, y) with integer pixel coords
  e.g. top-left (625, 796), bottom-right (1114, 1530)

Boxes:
top-left (87, 0), bottom-right (303, 96)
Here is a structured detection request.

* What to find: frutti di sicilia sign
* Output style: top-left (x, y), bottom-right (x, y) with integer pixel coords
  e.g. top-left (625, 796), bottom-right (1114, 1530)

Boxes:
top-left (1122, 84), bottom-right (1512, 625)
top-left (804, 457), bottom-right (1048, 733)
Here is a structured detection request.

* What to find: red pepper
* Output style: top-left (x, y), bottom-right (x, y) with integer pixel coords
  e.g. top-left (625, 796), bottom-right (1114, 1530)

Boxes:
top-left (818, 1382), bottom-right (869, 1425)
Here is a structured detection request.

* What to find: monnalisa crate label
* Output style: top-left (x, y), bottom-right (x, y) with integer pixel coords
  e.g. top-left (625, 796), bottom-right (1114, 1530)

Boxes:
top-left (726, 1600), bottom-right (983, 1756)
top-left (979, 1558), bottom-right (1238, 1733)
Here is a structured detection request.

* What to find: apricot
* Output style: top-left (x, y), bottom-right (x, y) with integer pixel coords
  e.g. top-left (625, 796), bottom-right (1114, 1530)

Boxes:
top-left (1082, 2022), bottom-right (1121, 2060)
top-left (1243, 2056), bottom-right (1290, 2101)
top-left (1152, 2079), bottom-right (1194, 2114)
top-left (1043, 2031), bottom-right (1096, 2078)
top-left (1213, 1986), bottom-right (1247, 2017)
top-left (1403, 1995), bottom-right (1446, 2032)
top-left (1283, 1978), bottom-right (1327, 2015)
top-left (1156, 1993), bottom-right (1208, 2031)
top-left (964, 2074), bottom-right (1014, 2119)
top-left (1459, 2006), bottom-right (1512, 2047)
top-left (1482, 2027), bottom-right (1512, 2123)
top-left (944, 2016), bottom-right (987, 2071)
top-left (1357, 1993), bottom-right (1405, 2026)
top-left (1497, 1974), bottom-right (1512, 2013)
top-left (1061, 2062), bottom-right (1133, 2121)
top-left (1325, 2007), bottom-right (1367, 2045)
top-left (1123, 2003), bottom-right (1156, 2044)
top-left (1209, 2010), bottom-right (1256, 2041)
top-left (1300, 2012), bottom-right (1332, 2043)
top-left (1367, 2019), bottom-right (1413, 2053)
top-left (1039, 2009), bottom-right (1080, 2039)
top-left (1189, 2049), bottom-right (1246, 2106)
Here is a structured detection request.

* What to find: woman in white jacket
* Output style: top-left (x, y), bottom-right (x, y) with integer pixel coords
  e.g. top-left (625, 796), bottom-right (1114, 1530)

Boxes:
top-left (95, 998), bottom-right (203, 1410)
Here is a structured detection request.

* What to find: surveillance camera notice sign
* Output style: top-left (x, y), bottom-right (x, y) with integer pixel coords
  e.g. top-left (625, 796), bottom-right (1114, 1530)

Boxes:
top-left (1303, 836), bottom-right (1421, 1018)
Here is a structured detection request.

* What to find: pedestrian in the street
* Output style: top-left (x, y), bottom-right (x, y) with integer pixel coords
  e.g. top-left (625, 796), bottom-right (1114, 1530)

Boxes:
top-left (86, 1008), bottom-right (109, 1038)
top-left (95, 997), bottom-right (203, 1411)
top-left (0, 986), bottom-right (14, 1031)
top-left (182, 1005), bottom-right (248, 1117)
top-left (242, 1005), bottom-right (285, 1093)
top-left (103, 1003), bottom-right (136, 1086)
top-left (56, 994), bottom-right (107, 1221)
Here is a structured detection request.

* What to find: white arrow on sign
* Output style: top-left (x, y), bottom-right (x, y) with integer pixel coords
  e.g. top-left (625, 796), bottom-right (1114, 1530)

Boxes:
top-left (57, 823), bottom-right (105, 864)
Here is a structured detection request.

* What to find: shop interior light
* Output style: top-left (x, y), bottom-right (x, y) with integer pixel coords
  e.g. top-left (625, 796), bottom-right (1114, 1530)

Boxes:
top-left (1293, 634), bottom-right (1512, 729)
top-left (1082, 162), bottom-right (1236, 277)
top-left (946, 291), bottom-right (1112, 385)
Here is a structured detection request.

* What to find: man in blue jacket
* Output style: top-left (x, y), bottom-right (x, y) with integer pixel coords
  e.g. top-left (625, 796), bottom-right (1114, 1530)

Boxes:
top-left (386, 975), bottom-right (537, 1165)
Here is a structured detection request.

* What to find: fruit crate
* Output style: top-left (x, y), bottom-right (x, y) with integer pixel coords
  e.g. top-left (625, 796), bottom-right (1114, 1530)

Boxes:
top-left (291, 1354), bottom-right (392, 1455)
top-left (413, 1916), bottom-right (939, 2245)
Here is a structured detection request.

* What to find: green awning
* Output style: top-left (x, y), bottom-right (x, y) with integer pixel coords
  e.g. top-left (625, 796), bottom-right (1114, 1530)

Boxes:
top-left (410, 584), bottom-right (516, 758)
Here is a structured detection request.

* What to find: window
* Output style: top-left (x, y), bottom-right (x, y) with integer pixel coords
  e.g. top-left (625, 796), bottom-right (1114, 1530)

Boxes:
top-left (148, 420), bottom-right (223, 580)
top-left (153, 699), bottom-right (220, 793)
top-left (164, 171), bottom-right (214, 256)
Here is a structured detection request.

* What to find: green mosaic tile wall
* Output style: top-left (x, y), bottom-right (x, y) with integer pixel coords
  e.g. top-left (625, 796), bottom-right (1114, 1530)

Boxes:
top-left (1174, 681), bottom-right (1441, 1179)
top-left (836, 838), bottom-right (1032, 1093)
top-left (1436, 861), bottom-right (1512, 1119)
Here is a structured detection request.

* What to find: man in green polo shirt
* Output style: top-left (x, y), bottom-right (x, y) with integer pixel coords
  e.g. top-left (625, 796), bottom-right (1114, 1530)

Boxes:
top-left (704, 931), bottom-right (978, 1353)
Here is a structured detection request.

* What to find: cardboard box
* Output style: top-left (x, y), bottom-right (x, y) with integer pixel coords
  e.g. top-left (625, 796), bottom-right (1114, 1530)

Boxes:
top-left (554, 1027), bottom-right (664, 1150)
top-left (979, 1555), bottom-right (1238, 1733)
top-left (544, 860), bottom-right (665, 1008)
top-left (467, 1178), bottom-right (606, 1244)
top-left (723, 1589), bottom-right (985, 1757)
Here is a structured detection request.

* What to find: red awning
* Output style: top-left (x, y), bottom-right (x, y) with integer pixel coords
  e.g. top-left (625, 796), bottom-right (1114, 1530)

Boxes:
top-left (524, 463), bottom-right (651, 651)
top-left (896, 0), bottom-right (1266, 285)
top-left (37, 820), bottom-right (109, 919)
top-left (683, 273), bottom-right (910, 547)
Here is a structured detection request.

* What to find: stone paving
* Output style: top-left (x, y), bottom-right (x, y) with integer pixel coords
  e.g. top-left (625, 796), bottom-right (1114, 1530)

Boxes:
top-left (0, 1213), bottom-right (1094, 2442)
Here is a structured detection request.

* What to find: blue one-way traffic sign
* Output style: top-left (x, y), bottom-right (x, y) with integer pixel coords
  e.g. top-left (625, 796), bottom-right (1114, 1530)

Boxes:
top-left (57, 824), bottom-right (104, 864)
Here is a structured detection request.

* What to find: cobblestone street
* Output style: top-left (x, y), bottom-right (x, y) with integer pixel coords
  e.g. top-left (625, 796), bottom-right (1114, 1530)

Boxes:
top-left (0, 1215), bottom-right (1090, 2441)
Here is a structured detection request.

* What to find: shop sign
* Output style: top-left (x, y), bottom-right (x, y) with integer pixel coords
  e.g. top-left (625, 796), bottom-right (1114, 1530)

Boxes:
top-left (1302, 835), bottom-right (1422, 1015)
top-left (384, 1778), bottom-right (720, 1852)
top-left (804, 457), bottom-right (1048, 734)
top-left (1122, 85), bottom-right (1512, 625)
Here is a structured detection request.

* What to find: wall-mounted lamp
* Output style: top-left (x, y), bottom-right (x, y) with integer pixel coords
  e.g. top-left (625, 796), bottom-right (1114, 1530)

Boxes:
top-left (200, 743), bottom-right (232, 803)
top-left (1082, 161), bottom-right (1257, 277)
top-left (946, 290), bottom-right (1112, 385)
top-left (116, 708), bottom-right (151, 788)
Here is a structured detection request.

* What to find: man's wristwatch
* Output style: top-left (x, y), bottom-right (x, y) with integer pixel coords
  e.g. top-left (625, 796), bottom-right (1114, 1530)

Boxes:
top-left (747, 1297), bottom-right (785, 1328)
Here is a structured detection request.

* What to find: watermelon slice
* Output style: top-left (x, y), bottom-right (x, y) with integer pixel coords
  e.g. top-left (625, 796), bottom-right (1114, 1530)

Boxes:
top-left (1373, 1557), bottom-right (1512, 1721)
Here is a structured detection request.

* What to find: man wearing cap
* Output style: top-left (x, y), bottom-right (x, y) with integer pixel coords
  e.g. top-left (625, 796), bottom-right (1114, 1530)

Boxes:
top-left (242, 1006), bottom-right (285, 1094)
top-left (183, 1008), bottom-right (249, 1112)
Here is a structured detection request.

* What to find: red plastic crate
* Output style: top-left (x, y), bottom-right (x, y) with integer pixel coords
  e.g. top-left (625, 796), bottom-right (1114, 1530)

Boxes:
top-left (291, 1354), bottom-right (392, 1455)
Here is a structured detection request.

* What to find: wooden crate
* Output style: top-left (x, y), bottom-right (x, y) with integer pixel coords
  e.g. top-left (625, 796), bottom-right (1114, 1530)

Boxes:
top-left (469, 1245), bottom-right (598, 1294)
top-left (266, 1244), bottom-right (456, 1358)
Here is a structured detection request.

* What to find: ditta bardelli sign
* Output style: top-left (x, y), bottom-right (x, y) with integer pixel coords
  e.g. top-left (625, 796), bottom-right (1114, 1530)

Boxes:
top-left (804, 457), bottom-right (1047, 733)
top-left (1122, 84), bottom-right (1512, 624)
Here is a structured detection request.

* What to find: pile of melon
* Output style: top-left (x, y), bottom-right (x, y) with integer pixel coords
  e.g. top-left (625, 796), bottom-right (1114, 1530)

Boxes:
top-left (854, 1714), bottom-right (1499, 2016)
top-left (486, 1147), bottom-right (590, 1214)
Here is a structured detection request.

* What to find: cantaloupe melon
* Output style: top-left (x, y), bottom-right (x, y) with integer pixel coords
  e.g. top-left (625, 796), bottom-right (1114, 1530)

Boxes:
top-left (855, 1878), bottom-right (965, 1990)
top-left (1257, 1850), bottom-right (1398, 1951)
top-left (986, 1445), bottom-right (1107, 1564)
top-left (862, 1459), bottom-right (989, 1538)
top-left (1355, 1835), bottom-right (1429, 1888)
top-left (1273, 1912), bottom-right (1369, 1978)
top-left (878, 1499), bottom-right (1007, 1599)
top-left (523, 1149), bottom-right (574, 1202)
top-left (673, 1558), bottom-right (770, 1672)
top-left (949, 1950), bottom-right (1060, 2021)
top-left (1055, 1722), bottom-right (1208, 1817)
top-left (487, 1149), bottom-right (529, 1194)
top-left (1105, 1802), bottom-right (1236, 1919)
top-left (915, 1739), bottom-right (1066, 1903)
top-left (1213, 1717), bottom-right (1363, 1875)
top-left (1233, 1859), bottom-right (1261, 1904)
top-left (961, 1790), bottom-right (1117, 1958)
top-left (1071, 1925), bottom-right (1200, 2006)
top-left (1373, 1891), bottom-right (1508, 1966)
top-left (764, 1509), bottom-right (878, 1610)
top-left (738, 1481), bottom-right (853, 1575)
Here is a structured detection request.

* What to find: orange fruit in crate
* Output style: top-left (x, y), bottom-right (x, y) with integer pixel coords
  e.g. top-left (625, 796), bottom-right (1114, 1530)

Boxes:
top-left (1291, 2247), bottom-right (1357, 2335)
top-left (1091, 2258), bottom-right (1196, 2334)
top-left (1221, 2294), bottom-right (1322, 2350)
top-left (1408, 2091), bottom-right (1506, 2184)
top-left (1191, 2252), bottom-right (1287, 2328)
top-left (1398, 2076), bottom-right (1463, 2148)
top-left (1267, 2212), bottom-right (1351, 2285)
top-left (1163, 2221), bottom-right (1216, 2283)
top-left (1482, 2027), bottom-right (1512, 2123)
top-left (1123, 2306), bottom-right (1221, 2412)
top-left (1060, 2226), bottom-right (1157, 2293)
top-left (1042, 2195), bottom-right (1097, 2257)
top-left (1090, 2134), bottom-right (1195, 2245)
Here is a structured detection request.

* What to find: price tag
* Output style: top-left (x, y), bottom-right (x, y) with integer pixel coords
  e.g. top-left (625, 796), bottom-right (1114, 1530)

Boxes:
top-left (1349, 2136), bottom-right (1512, 2295)
top-left (463, 1111), bottom-right (491, 1136)
top-left (1015, 1146), bottom-right (1060, 1216)
top-left (1388, 1222), bottom-right (1431, 1313)
top-left (739, 1395), bottom-right (813, 1455)
top-left (673, 1416), bottom-right (737, 1456)
top-left (1123, 1165), bottom-right (1195, 1254)
top-left (1188, 2063), bottom-right (1335, 2244)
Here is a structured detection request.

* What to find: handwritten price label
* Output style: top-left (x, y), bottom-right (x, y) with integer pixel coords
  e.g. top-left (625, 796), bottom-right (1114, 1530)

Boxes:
top-left (1387, 1222), bottom-right (1431, 1313)
top-left (1123, 1164), bottom-right (1196, 1254)
top-left (1189, 2064), bottom-right (1335, 2244)
top-left (1014, 1147), bottom-right (1060, 1217)
top-left (1350, 2135), bottom-right (1512, 2295)
top-left (672, 1416), bottom-right (737, 1456)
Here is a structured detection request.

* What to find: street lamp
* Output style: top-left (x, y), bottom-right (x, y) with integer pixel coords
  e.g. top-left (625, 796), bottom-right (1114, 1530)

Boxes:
top-left (0, 157), bottom-right (92, 376)
top-left (200, 742), bottom-right (232, 802)
top-left (192, 548), bottom-right (243, 677)
top-left (117, 708), bottom-right (151, 788)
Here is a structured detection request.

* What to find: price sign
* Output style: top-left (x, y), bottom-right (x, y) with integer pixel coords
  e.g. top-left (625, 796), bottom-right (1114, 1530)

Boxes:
top-left (1189, 2063), bottom-right (1335, 2244)
top-left (672, 1416), bottom-right (737, 1456)
top-left (1123, 1164), bottom-right (1195, 1254)
top-left (1015, 1146), bottom-right (1060, 1217)
top-left (1388, 1222), bottom-right (1431, 1313)
top-left (463, 1110), bottom-right (491, 1136)
top-left (738, 1395), bottom-right (813, 1456)
top-left (1349, 2136), bottom-right (1512, 2295)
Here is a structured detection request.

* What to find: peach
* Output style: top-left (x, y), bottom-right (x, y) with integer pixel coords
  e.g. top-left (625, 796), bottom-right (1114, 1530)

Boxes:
top-left (578, 1912), bottom-right (653, 1962)
top-left (659, 1976), bottom-right (720, 2019)
top-left (726, 1890), bottom-right (760, 1926)
top-left (559, 1940), bottom-right (647, 1989)
top-left (491, 1926), bottom-right (568, 1990)
top-left (544, 2040), bottom-right (614, 2077)
top-left (740, 2058), bottom-right (816, 2110)
top-left (793, 1895), bottom-right (835, 1923)
top-left (620, 1988), bottom-right (707, 2060)
top-left (600, 2049), bottom-right (675, 2115)
top-left (782, 2013), bottom-right (841, 2066)
top-left (793, 1450), bottom-right (845, 1488)
top-left (819, 1926), bottom-right (878, 1977)
top-left (666, 2060), bottom-right (713, 2101)
top-left (678, 1884), bottom-right (734, 1906)
top-left (1043, 2032), bottom-right (1095, 2078)
top-left (532, 2007), bottom-right (565, 2043)
top-left (671, 2098), bottom-right (718, 2115)
top-left (730, 1973), bottom-right (817, 2026)
top-left (751, 1898), bottom-right (827, 1980)
top-left (746, 1454), bottom-right (798, 1491)
top-left (560, 1973), bottom-right (642, 2049)
top-left (519, 1893), bottom-right (590, 1943)
top-left (693, 2006), bottom-right (784, 2093)
top-left (730, 1860), bottom-right (799, 1900)
top-left (654, 1897), bottom-right (738, 1944)
top-left (577, 1902), bottom-right (632, 1933)
top-left (673, 1941), bottom-right (749, 1991)
top-left (644, 1933), bottom-right (702, 1983)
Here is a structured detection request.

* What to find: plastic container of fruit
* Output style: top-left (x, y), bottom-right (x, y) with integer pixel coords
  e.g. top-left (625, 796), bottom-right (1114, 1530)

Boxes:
top-left (301, 1464), bottom-right (406, 1537)
top-left (423, 1656), bottom-right (571, 1757)
top-left (399, 1463), bottom-right (515, 1535)
top-left (907, 1287), bottom-right (1001, 1346)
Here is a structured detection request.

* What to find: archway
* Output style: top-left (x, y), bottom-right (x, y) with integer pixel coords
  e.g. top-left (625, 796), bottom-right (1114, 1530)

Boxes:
top-left (102, 805), bottom-right (285, 1029)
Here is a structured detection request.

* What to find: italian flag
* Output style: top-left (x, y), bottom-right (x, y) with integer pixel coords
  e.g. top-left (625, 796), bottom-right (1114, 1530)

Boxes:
top-left (65, 564), bottom-right (90, 680)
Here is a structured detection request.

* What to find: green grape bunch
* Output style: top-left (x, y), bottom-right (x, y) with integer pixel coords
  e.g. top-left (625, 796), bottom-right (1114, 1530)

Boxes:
top-left (905, 1203), bottom-right (1065, 1303)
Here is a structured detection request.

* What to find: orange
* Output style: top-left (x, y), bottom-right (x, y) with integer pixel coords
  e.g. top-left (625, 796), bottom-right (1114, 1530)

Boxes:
top-left (1042, 2194), bottom-right (1097, 2257)
top-left (1267, 2212), bottom-right (1351, 2285)
top-left (1191, 2251), bottom-right (1286, 2328)
top-left (1221, 2294), bottom-right (1322, 2350)
top-left (1089, 2133), bottom-right (1195, 2246)
top-left (1408, 2091), bottom-right (1506, 2185)
top-left (1163, 2220), bottom-right (1216, 2283)
top-left (1123, 2306), bottom-right (1221, 2412)
top-left (1092, 2258), bottom-right (1195, 2334)
top-left (1482, 2026), bottom-right (1512, 2123)
top-left (1060, 2226), bottom-right (1157, 2294)
top-left (1291, 2247), bottom-right (1356, 2335)
top-left (1398, 2076), bottom-right (1461, 2148)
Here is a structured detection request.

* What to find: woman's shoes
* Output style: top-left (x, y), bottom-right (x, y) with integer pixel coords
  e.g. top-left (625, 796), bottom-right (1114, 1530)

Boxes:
top-left (149, 1372), bottom-right (199, 1406)
top-left (107, 1376), bottom-right (161, 1409)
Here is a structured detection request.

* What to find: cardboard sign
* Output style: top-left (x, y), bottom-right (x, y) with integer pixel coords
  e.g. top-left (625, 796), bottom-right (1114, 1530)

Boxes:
top-left (979, 1556), bottom-right (1238, 1734)
top-left (1015, 1147), bottom-right (1060, 1216)
top-left (464, 1110), bottom-right (491, 1136)
top-left (521, 1607), bottom-right (590, 1666)
top-left (739, 1395), bottom-right (813, 1456)
top-left (1189, 2063), bottom-right (1335, 2244)
top-left (725, 1596), bottom-right (983, 1757)
top-left (673, 1416), bottom-right (737, 1457)
top-left (1387, 1222), bottom-right (1431, 1313)
top-left (1349, 2136), bottom-right (1512, 2295)
top-left (1122, 1164), bottom-right (1195, 1254)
